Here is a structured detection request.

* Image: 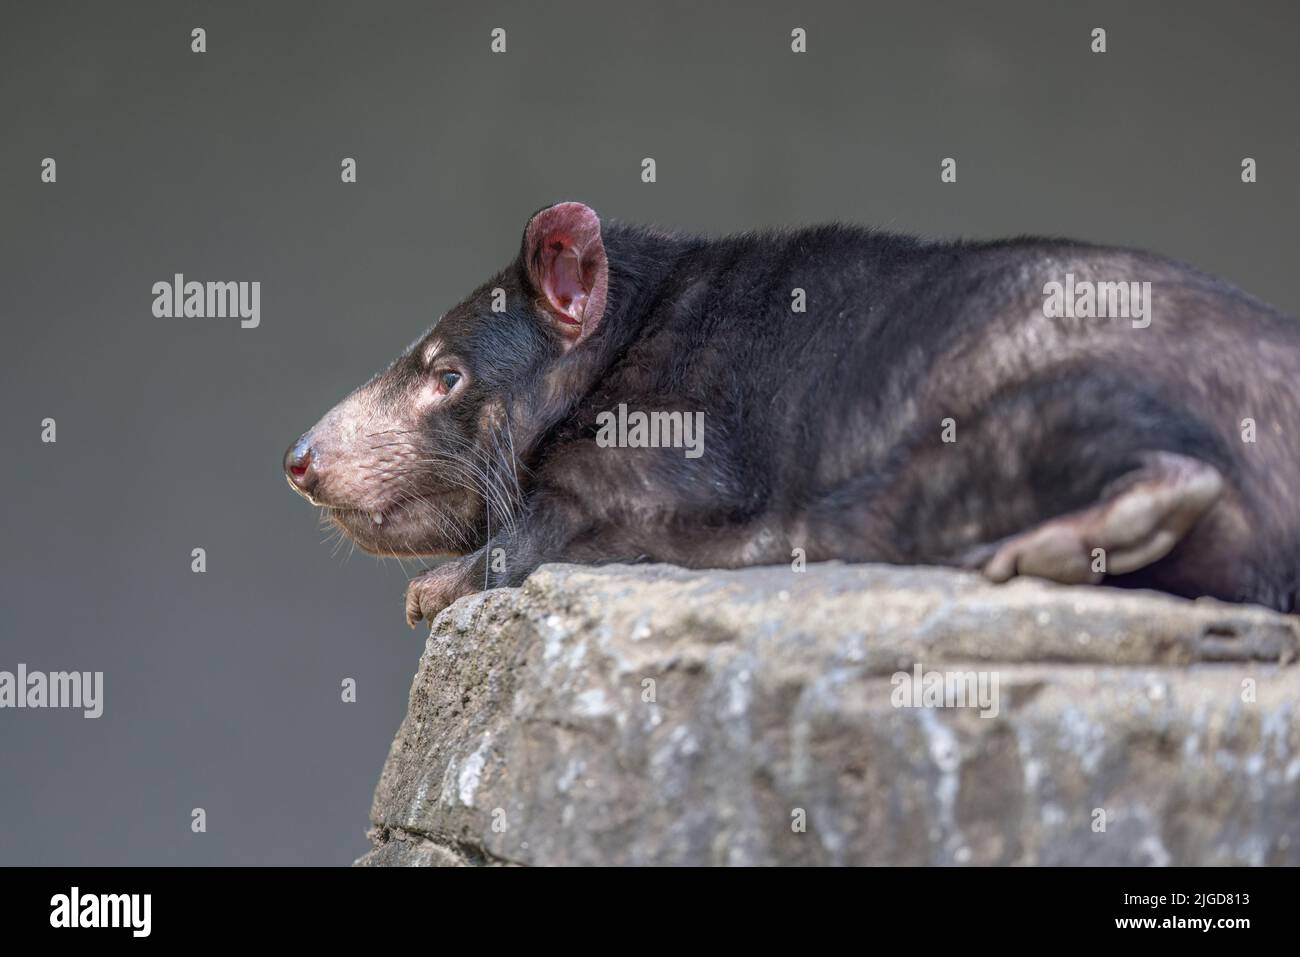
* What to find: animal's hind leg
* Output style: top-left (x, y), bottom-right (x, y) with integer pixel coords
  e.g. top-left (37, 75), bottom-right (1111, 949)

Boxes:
top-left (974, 451), bottom-right (1223, 585)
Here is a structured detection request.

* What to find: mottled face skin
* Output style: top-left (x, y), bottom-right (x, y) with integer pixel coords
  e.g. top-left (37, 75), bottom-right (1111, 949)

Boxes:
top-left (284, 270), bottom-right (551, 557)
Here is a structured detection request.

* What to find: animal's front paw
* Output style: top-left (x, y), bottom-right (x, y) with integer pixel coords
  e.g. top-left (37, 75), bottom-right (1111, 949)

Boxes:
top-left (404, 562), bottom-right (477, 628)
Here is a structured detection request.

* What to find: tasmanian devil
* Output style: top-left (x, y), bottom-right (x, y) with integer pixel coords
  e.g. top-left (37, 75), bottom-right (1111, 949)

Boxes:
top-left (284, 201), bottom-right (1300, 625)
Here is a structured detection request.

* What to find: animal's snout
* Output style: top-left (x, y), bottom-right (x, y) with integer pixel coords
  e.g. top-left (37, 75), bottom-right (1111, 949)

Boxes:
top-left (283, 382), bottom-right (406, 522)
top-left (283, 436), bottom-right (318, 496)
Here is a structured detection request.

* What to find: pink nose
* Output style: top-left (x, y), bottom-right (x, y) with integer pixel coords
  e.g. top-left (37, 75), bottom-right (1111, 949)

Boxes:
top-left (283, 437), bottom-right (317, 495)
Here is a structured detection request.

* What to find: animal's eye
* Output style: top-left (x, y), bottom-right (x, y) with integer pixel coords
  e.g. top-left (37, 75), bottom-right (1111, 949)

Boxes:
top-left (436, 370), bottom-right (462, 395)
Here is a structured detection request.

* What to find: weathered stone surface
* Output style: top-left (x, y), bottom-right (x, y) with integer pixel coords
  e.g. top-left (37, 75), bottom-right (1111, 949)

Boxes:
top-left (356, 562), bottom-right (1300, 866)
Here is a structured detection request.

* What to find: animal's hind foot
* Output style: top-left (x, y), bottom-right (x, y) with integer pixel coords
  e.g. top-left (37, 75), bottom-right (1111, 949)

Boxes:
top-left (975, 451), bottom-right (1223, 587)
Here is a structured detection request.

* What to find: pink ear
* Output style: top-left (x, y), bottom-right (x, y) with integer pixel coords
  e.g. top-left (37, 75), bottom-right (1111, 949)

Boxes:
top-left (524, 202), bottom-right (609, 346)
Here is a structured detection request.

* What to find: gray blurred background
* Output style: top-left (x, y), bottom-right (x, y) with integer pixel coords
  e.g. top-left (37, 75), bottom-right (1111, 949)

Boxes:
top-left (1, 0), bottom-right (1296, 865)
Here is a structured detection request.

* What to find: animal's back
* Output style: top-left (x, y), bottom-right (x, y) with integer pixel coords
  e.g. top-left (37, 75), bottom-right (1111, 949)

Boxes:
top-left (616, 224), bottom-right (1300, 611)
